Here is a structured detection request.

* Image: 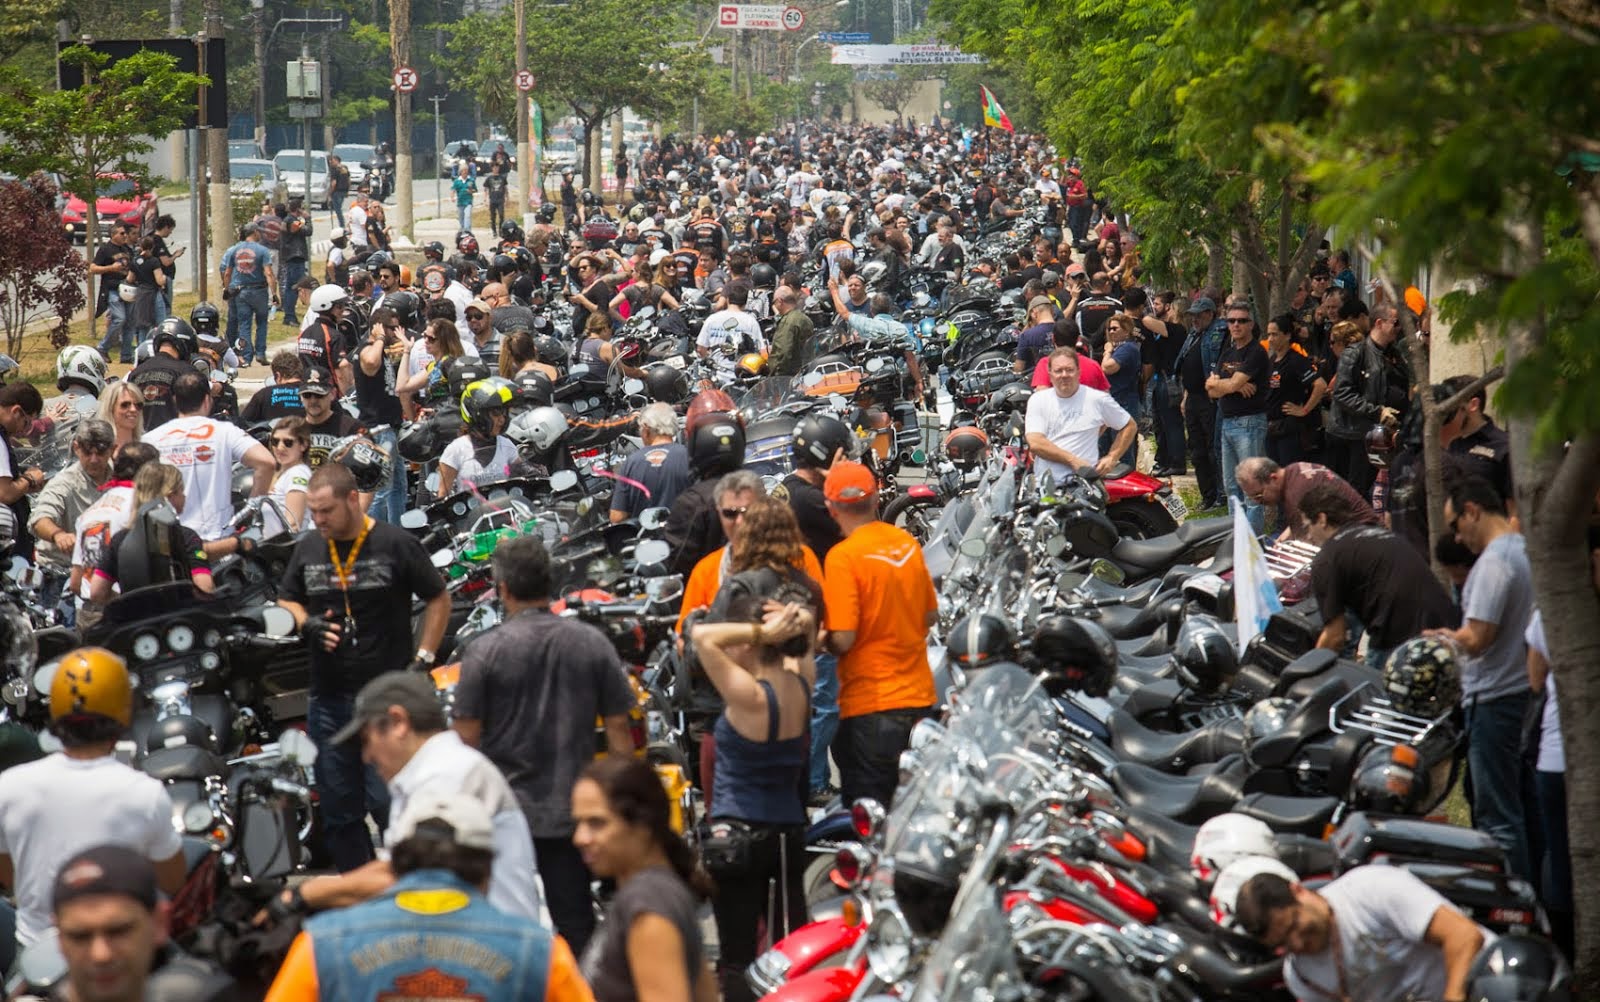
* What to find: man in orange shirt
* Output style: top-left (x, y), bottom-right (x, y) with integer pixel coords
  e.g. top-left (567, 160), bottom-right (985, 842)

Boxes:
top-left (822, 461), bottom-right (939, 808)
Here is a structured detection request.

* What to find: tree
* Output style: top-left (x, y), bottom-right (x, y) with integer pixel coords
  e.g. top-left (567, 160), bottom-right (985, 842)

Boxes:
top-left (0, 176), bottom-right (85, 358)
top-left (440, 12), bottom-right (516, 130)
top-left (0, 46), bottom-right (206, 344)
top-left (863, 70), bottom-right (926, 125)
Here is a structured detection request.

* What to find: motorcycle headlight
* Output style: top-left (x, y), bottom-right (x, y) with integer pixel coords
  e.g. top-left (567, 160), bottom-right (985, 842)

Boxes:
top-left (866, 903), bottom-right (914, 983)
top-left (182, 801), bottom-right (216, 834)
top-left (749, 948), bottom-right (792, 989)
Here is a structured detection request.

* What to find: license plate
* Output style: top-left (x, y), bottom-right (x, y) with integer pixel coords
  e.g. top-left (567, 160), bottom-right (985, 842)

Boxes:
top-left (1163, 493), bottom-right (1188, 522)
top-left (663, 355), bottom-right (686, 369)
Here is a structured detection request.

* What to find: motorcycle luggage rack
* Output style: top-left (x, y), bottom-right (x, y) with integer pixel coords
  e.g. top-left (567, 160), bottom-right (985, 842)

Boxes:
top-left (1327, 681), bottom-right (1447, 747)
top-left (1262, 539), bottom-right (1320, 579)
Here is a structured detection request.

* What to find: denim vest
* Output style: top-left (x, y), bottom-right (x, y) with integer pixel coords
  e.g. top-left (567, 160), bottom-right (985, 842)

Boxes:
top-left (307, 869), bottom-right (552, 1002)
top-left (1175, 318), bottom-right (1228, 377)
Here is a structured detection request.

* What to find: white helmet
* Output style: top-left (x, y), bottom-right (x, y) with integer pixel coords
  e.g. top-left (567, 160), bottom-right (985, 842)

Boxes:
top-left (1190, 813), bottom-right (1277, 882)
top-left (509, 406), bottom-right (568, 453)
top-left (56, 345), bottom-right (107, 394)
top-left (328, 227), bottom-right (347, 242)
top-left (309, 284), bottom-right (350, 315)
top-left (1209, 855), bottom-right (1298, 935)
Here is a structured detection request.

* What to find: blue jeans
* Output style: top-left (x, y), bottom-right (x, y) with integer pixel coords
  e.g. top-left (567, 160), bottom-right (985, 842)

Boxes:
top-left (457, 203), bottom-right (473, 231)
top-left (280, 259), bottom-right (308, 322)
top-left (1464, 691), bottom-right (1534, 881)
top-left (308, 692), bottom-right (391, 873)
top-left (330, 191), bottom-right (347, 228)
top-left (152, 288), bottom-right (169, 326)
top-left (1218, 411), bottom-right (1268, 533)
top-left (366, 425), bottom-right (408, 524)
top-left (227, 287), bottom-right (271, 361)
top-left (1151, 376), bottom-right (1186, 472)
top-left (96, 298), bottom-right (131, 361)
top-left (809, 652), bottom-right (839, 792)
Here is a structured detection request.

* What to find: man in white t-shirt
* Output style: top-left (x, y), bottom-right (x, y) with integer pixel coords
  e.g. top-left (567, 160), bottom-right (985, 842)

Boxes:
top-left (696, 284), bottom-right (766, 378)
top-left (1233, 865), bottom-right (1488, 1002)
top-left (263, 671), bottom-right (545, 927)
top-left (346, 193), bottom-right (370, 251)
top-left (147, 372), bottom-right (274, 546)
top-left (1024, 347), bottom-right (1136, 484)
top-left (0, 648), bottom-right (186, 948)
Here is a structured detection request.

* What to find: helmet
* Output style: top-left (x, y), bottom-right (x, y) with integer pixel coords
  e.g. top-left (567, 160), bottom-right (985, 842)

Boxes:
top-left (1208, 856), bottom-right (1298, 934)
top-left (148, 714), bottom-right (219, 754)
top-left (422, 240), bottom-right (446, 261)
top-left (1029, 615), bottom-right (1116, 697)
top-left (446, 359), bottom-right (491, 399)
top-left (457, 232), bottom-right (479, 255)
top-left (792, 414), bottom-right (852, 469)
top-left (1466, 934), bottom-right (1573, 1002)
top-left (643, 363), bottom-right (689, 405)
top-left (328, 226), bottom-right (347, 242)
top-left (499, 220), bottom-right (524, 244)
top-left (1381, 636), bottom-right (1462, 718)
top-left (512, 369), bottom-right (554, 408)
top-left (1241, 697), bottom-right (1297, 769)
top-left (536, 203), bottom-right (558, 224)
top-left (506, 246), bottom-right (533, 273)
top-left (488, 253), bottom-right (517, 280)
top-left (942, 426), bottom-right (989, 469)
top-left (686, 388), bottom-right (742, 436)
top-left (1171, 615), bottom-right (1239, 695)
top-left (460, 377), bottom-right (517, 432)
top-left (152, 317), bottom-right (196, 360)
top-left (736, 353), bottom-right (768, 378)
top-left (508, 406), bottom-right (568, 453)
top-left (1351, 741), bottom-right (1426, 813)
top-left (1190, 814), bottom-right (1276, 882)
top-left (534, 334), bottom-right (568, 369)
top-left (188, 301), bottom-right (222, 336)
top-left (309, 284), bottom-right (350, 315)
top-left (689, 418), bottom-right (746, 477)
top-left (366, 250), bottom-right (394, 272)
top-left (384, 290), bottom-right (421, 331)
top-left (750, 263), bottom-right (777, 289)
top-left (860, 259), bottom-right (889, 287)
top-left (397, 419), bottom-right (441, 463)
top-left (945, 614), bottom-right (1016, 671)
top-left (1365, 423), bottom-right (1398, 468)
top-left (55, 345), bottom-right (106, 394)
top-left (581, 188), bottom-right (599, 207)
top-left (328, 436), bottom-right (391, 492)
top-left (49, 647), bottom-right (132, 727)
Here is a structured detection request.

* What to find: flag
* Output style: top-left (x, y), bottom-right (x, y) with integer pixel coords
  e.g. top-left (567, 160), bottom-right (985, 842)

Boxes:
top-left (980, 85), bottom-right (1013, 132)
top-left (1231, 497), bottom-right (1283, 653)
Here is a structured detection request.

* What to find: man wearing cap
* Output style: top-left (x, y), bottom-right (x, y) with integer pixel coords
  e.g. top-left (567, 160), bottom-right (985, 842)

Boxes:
top-left (463, 297), bottom-right (501, 370)
top-left (1026, 346), bottom-right (1137, 485)
top-left (266, 792), bottom-right (588, 1002)
top-left (1175, 296), bottom-right (1228, 510)
top-left (821, 461), bottom-right (939, 808)
top-left (296, 367), bottom-right (366, 470)
top-left (1015, 296), bottom-right (1058, 374)
top-left (219, 222), bottom-right (279, 367)
top-left (30, 418), bottom-right (116, 617)
top-left (52, 845), bottom-right (236, 1002)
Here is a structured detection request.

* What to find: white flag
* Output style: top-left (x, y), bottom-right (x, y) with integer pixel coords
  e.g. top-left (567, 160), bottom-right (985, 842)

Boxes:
top-left (1231, 497), bottom-right (1283, 653)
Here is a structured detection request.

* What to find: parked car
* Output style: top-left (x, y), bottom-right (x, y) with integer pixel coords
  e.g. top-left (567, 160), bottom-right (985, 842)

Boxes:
top-left (60, 174), bottom-right (158, 244)
top-left (542, 138), bottom-right (578, 174)
top-left (273, 150), bottom-right (330, 208)
top-left (228, 138), bottom-right (265, 161)
top-left (440, 138), bottom-right (480, 178)
top-left (331, 143), bottom-right (376, 189)
top-left (229, 159), bottom-right (278, 199)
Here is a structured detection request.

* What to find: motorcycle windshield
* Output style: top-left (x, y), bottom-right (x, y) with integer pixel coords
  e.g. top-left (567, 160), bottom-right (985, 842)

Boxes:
top-left (906, 888), bottom-right (1018, 1002)
top-left (940, 462), bottom-right (1015, 584)
top-left (16, 415), bottom-right (80, 477)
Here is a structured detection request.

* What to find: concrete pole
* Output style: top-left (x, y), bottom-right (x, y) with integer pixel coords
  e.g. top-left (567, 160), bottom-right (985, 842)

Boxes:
top-left (204, 0), bottom-right (231, 298)
top-left (515, 0), bottom-right (530, 228)
top-left (391, 0), bottom-right (414, 243)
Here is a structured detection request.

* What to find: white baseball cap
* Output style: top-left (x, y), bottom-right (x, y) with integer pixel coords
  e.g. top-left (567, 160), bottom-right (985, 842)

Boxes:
top-left (391, 791), bottom-right (495, 852)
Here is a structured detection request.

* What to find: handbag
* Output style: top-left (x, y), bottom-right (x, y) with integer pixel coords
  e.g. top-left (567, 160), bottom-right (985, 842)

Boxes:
top-left (698, 818), bottom-right (764, 874)
top-left (118, 282), bottom-right (138, 303)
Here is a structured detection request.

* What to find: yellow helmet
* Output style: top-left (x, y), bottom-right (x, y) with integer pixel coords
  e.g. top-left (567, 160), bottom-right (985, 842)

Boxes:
top-left (737, 352), bottom-right (769, 378)
top-left (49, 647), bottom-right (133, 727)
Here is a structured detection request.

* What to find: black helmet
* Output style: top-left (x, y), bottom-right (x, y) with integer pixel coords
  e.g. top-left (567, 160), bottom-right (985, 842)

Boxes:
top-left (188, 301), bottom-right (221, 336)
top-left (534, 334), bottom-right (568, 369)
top-left (152, 317), bottom-right (196, 360)
top-left (384, 290), bottom-right (421, 332)
top-left (1466, 935), bottom-right (1572, 1002)
top-left (791, 414), bottom-right (852, 469)
top-left (446, 359), bottom-right (491, 399)
top-left (328, 436), bottom-right (391, 493)
top-left (1365, 424), bottom-right (1398, 469)
top-left (147, 714), bottom-right (218, 755)
top-left (536, 204), bottom-right (558, 224)
top-left (642, 363), bottom-right (689, 405)
top-left (1381, 636), bottom-right (1462, 719)
top-left (1350, 742), bottom-right (1424, 814)
top-left (946, 614), bottom-right (1016, 671)
top-left (942, 426), bottom-right (990, 469)
top-left (750, 262), bottom-right (777, 289)
top-left (1171, 615), bottom-right (1239, 695)
top-left (1241, 697), bottom-right (1296, 769)
top-left (460, 377), bottom-right (517, 433)
top-left (689, 418), bottom-right (746, 477)
top-left (488, 253), bottom-right (517, 281)
top-left (581, 188), bottom-right (599, 207)
top-left (512, 369), bottom-right (554, 408)
top-left (397, 419), bottom-right (443, 464)
top-left (366, 250), bottom-right (394, 272)
top-left (499, 219), bottom-right (524, 244)
top-left (509, 246), bottom-right (534, 273)
top-left (422, 240), bottom-right (446, 261)
top-left (1029, 616), bottom-right (1116, 697)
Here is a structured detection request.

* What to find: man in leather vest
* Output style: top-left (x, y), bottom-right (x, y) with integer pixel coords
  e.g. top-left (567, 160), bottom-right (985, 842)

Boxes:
top-left (265, 792), bottom-right (591, 1002)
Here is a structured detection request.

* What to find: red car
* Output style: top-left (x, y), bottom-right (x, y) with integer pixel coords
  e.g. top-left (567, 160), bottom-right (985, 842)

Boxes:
top-left (61, 174), bottom-right (158, 244)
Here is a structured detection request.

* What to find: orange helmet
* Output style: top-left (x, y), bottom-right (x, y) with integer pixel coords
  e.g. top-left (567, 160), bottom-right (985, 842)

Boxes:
top-left (49, 647), bottom-right (133, 727)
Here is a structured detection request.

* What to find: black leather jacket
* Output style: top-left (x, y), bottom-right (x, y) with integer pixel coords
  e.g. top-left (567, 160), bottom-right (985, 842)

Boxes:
top-left (1328, 335), bottom-right (1411, 440)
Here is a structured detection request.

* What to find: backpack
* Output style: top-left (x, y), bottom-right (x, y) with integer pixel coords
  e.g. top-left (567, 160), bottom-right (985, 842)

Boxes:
top-left (709, 565), bottom-right (821, 657)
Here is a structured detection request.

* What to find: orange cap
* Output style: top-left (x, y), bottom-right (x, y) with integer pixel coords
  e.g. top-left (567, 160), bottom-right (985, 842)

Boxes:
top-left (824, 461), bottom-right (877, 502)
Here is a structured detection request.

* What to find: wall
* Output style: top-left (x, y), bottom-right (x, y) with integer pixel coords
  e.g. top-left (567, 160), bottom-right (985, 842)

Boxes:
top-left (849, 78), bottom-right (943, 127)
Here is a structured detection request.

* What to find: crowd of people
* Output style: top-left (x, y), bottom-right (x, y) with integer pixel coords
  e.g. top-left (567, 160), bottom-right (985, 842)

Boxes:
top-left (0, 114), bottom-right (1582, 1001)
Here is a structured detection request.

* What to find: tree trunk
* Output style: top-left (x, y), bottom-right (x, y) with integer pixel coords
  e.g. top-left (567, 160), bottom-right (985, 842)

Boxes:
top-left (1230, 229), bottom-right (1249, 304)
top-left (391, 0), bottom-right (413, 244)
top-left (204, 0), bottom-right (231, 279)
top-left (1205, 238), bottom-right (1225, 293)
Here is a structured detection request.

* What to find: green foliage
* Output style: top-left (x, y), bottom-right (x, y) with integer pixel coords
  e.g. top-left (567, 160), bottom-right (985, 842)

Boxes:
top-left (440, 12), bottom-right (517, 129)
top-left (675, 72), bottom-right (798, 138)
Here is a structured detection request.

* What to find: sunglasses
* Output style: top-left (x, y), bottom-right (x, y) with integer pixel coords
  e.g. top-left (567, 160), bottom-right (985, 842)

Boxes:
top-left (465, 312), bottom-right (486, 320)
top-left (118, 400), bottom-right (143, 410)
top-left (424, 334), bottom-right (438, 343)
top-left (719, 506), bottom-right (748, 520)
top-left (271, 436), bottom-right (302, 447)
top-left (1226, 317), bottom-right (1252, 324)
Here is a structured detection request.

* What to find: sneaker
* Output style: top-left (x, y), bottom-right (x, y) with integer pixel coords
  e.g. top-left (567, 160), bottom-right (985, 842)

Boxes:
top-left (807, 784), bottom-right (839, 810)
top-left (282, 315), bottom-right (298, 326)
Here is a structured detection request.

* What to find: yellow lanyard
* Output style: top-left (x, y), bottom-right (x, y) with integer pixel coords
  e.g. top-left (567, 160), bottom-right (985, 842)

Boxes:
top-left (327, 517), bottom-right (373, 625)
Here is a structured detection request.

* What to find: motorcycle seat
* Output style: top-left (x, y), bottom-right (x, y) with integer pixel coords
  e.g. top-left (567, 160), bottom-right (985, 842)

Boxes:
top-left (1114, 676), bottom-right (1184, 718)
top-left (1106, 710), bottom-right (1243, 774)
top-left (1122, 805), bottom-right (1199, 871)
top-left (1116, 633), bottom-right (1170, 658)
top-left (1274, 832), bottom-right (1340, 878)
top-left (141, 745), bottom-right (229, 782)
top-left (1109, 759), bottom-right (1245, 825)
top-left (1111, 665), bottom-right (1169, 697)
top-left (1094, 600), bottom-right (1175, 641)
top-left (1073, 575), bottom-right (1166, 609)
top-left (1277, 648), bottom-right (1338, 685)
top-left (1234, 792), bottom-right (1341, 837)
top-left (1110, 517), bottom-right (1233, 573)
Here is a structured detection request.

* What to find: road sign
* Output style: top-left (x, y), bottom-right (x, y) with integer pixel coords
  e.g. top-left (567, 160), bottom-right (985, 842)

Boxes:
top-left (816, 31), bottom-right (870, 43)
top-left (393, 65), bottom-right (418, 92)
top-left (717, 4), bottom-right (797, 30)
top-left (515, 69), bottom-right (535, 92)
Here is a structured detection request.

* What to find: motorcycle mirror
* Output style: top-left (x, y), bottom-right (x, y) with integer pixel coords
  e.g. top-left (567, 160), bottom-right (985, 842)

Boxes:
top-left (957, 536), bottom-right (986, 558)
top-left (260, 606), bottom-right (298, 638)
top-left (909, 447), bottom-right (926, 465)
top-left (431, 549), bottom-right (454, 569)
top-left (623, 378), bottom-right (645, 396)
top-left (1089, 559), bottom-right (1126, 586)
top-left (865, 356), bottom-right (885, 373)
top-left (1045, 534), bottom-right (1069, 558)
top-left (399, 509), bottom-right (428, 530)
top-left (575, 497), bottom-right (594, 517)
top-left (635, 539), bottom-right (670, 568)
top-left (549, 470), bottom-right (579, 492)
top-left (17, 929), bottom-right (66, 991)
top-left (278, 728), bottom-right (318, 767)
top-left (638, 506), bottom-right (669, 530)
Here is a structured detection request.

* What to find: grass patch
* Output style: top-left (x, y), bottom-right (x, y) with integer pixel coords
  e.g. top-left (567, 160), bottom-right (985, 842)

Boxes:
top-left (14, 292), bottom-right (207, 389)
top-left (1178, 483), bottom-right (1227, 519)
top-left (158, 182), bottom-right (190, 198)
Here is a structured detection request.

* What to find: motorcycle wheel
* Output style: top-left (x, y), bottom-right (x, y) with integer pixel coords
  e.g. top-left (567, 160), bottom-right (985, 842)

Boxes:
top-left (804, 853), bottom-right (846, 915)
top-left (881, 493), bottom-right (945, 544)
top-left (1108, 499), bottom-right (1179, 541)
